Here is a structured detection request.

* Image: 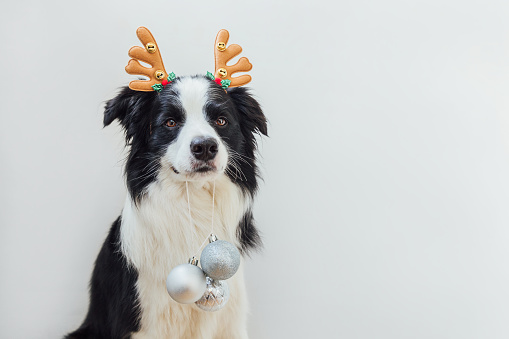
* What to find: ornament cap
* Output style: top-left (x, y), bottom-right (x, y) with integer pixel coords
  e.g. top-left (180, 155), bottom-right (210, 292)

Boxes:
top-left (188, 256), bottom-right (199, 266)
top-left (209, 234), bottom-right (218, 243)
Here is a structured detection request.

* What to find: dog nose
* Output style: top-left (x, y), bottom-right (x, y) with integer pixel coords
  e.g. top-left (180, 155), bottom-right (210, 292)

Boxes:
top-left (190, 137), bottom-right (218, 161)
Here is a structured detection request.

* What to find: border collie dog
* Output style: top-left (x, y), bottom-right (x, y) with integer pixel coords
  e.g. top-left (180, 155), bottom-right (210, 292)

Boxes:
top-left (67, 75), bottom-right (267, 338)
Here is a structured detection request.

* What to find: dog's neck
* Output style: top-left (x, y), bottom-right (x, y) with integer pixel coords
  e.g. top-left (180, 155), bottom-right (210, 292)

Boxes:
top-left (119, 174), bottom-right (250, 272)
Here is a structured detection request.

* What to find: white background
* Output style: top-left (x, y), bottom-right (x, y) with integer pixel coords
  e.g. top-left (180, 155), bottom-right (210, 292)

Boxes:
top-left (1, 0), bottom-right (509, 338)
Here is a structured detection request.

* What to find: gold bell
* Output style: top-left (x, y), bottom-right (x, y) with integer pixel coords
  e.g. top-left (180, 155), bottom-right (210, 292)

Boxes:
top-left (146, 42), bottom-right (157, 53)
top-left (154, 70), bottom-right (165, 80)
top-left (217, 42), bottom-right (226, 51)
top-left (217, 68), bottom-right (227, 78)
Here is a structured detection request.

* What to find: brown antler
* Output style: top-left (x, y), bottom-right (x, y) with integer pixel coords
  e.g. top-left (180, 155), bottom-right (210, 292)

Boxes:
top-left (125, 27), bottom-right (168, 91)
top-left (214, 29), bottom-right (252, 87)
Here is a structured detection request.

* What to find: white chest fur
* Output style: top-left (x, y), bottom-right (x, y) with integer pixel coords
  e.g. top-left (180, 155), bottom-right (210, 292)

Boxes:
top-left (121, 175), bottom-right (250, 339)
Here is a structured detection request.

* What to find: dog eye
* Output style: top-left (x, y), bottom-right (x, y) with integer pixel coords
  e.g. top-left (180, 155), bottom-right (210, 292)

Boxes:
top-left (215, 117), bottom-right (228, 126)
top-left (165, 119), bottom-right (177, 128)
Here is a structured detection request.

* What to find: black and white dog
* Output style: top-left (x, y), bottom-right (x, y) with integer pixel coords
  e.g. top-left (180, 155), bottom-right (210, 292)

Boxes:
top-left (67, 75), bottom-right (267, 338)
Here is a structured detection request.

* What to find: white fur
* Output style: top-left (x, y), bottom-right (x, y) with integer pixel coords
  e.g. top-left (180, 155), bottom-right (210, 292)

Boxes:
top-left (164, 77), bottom-right (228, 177)
top-left (120, 77), bottom-right (252, 338)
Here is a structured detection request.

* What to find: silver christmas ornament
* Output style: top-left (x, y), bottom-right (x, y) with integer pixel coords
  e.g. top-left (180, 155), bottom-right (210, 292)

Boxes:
top-left (166, 259), bottom-right (207, 304)
top-left (200, 237), bottom-right (240, 280)
top-left (195, 277), bottom-right (230, 312)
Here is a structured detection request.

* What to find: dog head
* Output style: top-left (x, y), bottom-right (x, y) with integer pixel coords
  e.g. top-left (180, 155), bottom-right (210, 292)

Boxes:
top-left (104, 75), bottom-right (267, 202)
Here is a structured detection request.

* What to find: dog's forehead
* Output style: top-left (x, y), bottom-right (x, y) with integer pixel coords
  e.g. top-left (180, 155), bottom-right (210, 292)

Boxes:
top-left (173, 77), bottom-right (211, 120)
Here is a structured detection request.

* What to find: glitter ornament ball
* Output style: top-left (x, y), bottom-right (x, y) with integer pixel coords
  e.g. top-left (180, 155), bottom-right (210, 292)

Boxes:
top-left (195, 277), bottom-right (230, 312)
top-left (200, 239), bottom-right (240, 280)
top-left (166, 263), bottom-right (207, 304)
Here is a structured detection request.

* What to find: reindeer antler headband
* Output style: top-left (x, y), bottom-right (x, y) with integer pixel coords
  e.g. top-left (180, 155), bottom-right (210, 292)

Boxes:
top-left (125, 27), bottom-right (252, 92)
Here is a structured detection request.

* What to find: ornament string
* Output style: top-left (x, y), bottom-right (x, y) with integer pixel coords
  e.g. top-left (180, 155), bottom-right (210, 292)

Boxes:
top-left (185, 180), bottom-right (193, 230)
top-left (185, 180), bottom-right (216, 258)
top-left (168, 180), bottom-right (239, 310)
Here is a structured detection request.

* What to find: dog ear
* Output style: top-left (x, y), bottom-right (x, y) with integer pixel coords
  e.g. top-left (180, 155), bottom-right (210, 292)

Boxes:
top-left (228, 87), bottom-right (268, 137)
top-left (103, 87), bottom-right (155, 142)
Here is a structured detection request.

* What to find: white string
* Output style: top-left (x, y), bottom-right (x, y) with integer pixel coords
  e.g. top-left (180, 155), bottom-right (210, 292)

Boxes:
top-left (211, 180), bottom-right (216, 234)
top-left (186, 180), bottom-right (216, 258)
top-left (185, 181), bottom-right (193, 230)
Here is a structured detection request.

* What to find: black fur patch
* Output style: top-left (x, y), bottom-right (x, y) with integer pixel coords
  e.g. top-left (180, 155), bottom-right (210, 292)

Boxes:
top-left (237, 209), bottom-right (263, 255)
top-left (65, 217), bottom-right (141, 339)
top-left (217, 86), bottom-right (268, 195)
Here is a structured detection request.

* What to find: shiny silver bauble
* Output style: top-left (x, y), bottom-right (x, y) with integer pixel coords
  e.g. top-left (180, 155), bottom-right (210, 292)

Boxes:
top-left (200, 240), bottom-right (240, 280)
top-left (166, 263), bottom-right (207, 304)
top-left (195, 277), bottom-right (230, 312)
